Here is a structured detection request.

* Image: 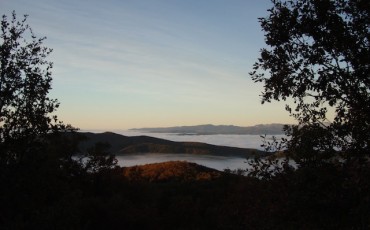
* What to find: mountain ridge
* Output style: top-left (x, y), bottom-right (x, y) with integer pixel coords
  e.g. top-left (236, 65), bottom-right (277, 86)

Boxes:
top-left (78, 132), bottom-right (265, 158)
top-left (130, 123), bottom-right (288, 135)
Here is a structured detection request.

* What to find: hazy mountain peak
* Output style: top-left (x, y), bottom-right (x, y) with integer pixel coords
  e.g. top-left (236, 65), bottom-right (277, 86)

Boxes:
top-left (131, 123), bottom-right (288, 135)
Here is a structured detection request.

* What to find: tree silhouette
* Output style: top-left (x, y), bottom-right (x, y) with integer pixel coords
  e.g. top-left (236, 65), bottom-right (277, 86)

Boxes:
top-left (0, 11), bottom-right (73, 164)
top-left (250, 0), bottom-right (370, 162)
top-left (0, 12), bottom-right (120, 229)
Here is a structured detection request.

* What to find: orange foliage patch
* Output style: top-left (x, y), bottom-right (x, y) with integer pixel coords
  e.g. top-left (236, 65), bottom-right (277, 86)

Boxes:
top-left (121, 161), bottom-right (221, 182)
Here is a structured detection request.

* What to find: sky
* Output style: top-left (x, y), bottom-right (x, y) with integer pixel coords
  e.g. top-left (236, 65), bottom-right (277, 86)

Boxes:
top-left (1, 0), bottom-right (296, 130)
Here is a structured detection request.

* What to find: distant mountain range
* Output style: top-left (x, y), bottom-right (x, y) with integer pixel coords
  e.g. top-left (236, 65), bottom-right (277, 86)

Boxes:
top-left (131, 124), bottom-right (287, 135)
top-left (78, 132), bottom-right (265, 158)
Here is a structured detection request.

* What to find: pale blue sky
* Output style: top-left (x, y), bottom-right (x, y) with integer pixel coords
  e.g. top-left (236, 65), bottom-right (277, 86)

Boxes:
top-left (1, 0), bottom-right (295, 130)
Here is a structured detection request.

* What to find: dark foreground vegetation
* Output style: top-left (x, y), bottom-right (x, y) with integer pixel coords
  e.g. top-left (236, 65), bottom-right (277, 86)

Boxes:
top-left (1, 0), bottom-right (369, 229)
top-left (1, 159), bottom-right (370, 229)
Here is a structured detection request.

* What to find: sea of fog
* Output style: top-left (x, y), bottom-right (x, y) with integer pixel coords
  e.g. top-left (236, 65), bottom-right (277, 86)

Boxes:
top-left (84, 130), bottom-right (286, 171)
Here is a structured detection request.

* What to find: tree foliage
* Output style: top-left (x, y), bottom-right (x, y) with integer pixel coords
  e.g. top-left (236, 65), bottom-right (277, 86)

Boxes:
top-left (0, 12), bottom-right (120, 229)
top-left (250, 0), bottom-right (370, 160)
top-left (0, 12), bottom-right (71, 163)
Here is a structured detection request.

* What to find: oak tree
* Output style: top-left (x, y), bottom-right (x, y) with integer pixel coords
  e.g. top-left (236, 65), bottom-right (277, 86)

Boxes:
top-left (0, 12), bottom-right (70, 163)
top-left (250, 0), bottom-right (370, 163)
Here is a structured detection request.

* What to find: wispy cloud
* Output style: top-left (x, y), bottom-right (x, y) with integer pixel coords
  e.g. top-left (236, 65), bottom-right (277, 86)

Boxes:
top-left (2, 0), bottom-right (295, 129)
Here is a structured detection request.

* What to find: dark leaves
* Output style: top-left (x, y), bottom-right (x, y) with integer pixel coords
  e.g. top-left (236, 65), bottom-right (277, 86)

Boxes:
top-left (250, 0), bottom-right (370, 158)
top-left (0, 11), bottom-right (74, 163)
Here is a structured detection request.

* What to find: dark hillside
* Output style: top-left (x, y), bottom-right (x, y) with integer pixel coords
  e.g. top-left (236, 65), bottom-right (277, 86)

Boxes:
top-left (78, 132), bottom-right (265, 158)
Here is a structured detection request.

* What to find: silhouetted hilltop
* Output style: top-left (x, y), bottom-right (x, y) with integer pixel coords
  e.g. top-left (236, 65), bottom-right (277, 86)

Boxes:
top-left (78, 132), bottom-right (265, 158)
top-left (122, 161), bottom-right (222, 182)
top-left (131, 124), bottom-right (287, 135)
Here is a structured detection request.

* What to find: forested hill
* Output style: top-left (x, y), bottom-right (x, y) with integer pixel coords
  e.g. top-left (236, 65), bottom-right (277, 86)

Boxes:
top-left (122, 161), bottom-right (223, 182)
top-left (78, 132), bottom-right (265, 158)
top-left (130, 124), bottom-right (287, 135)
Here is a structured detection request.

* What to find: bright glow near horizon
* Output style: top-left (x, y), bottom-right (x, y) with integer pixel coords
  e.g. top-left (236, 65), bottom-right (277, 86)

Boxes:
top-left (2, 0), bottom-right (296, 130)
